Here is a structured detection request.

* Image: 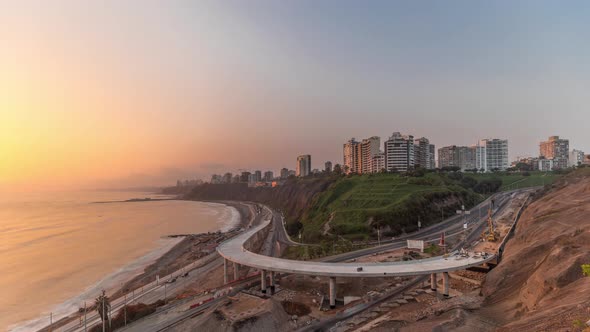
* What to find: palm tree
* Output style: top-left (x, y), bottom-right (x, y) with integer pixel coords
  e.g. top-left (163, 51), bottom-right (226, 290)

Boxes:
top-left (95, 290), bottom-right (111, 329)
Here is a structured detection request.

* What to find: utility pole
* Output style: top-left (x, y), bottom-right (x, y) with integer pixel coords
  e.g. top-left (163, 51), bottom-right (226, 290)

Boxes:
top-left (124, 293), bottom-right (127, 326)
top-left (102, 295), bottom-right (105, 332)
top-left (418, 217), bottom-right (421, 231)
top-left (377, 227), bottom-right (381, 246)
top-left (49, 312), bottom-right (52, 332)
top-left (84, 301), bottom-right (87, 332)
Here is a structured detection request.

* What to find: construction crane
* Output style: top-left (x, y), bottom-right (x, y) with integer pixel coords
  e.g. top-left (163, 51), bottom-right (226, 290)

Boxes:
top-left (481, 208), bottom-right (497, 242)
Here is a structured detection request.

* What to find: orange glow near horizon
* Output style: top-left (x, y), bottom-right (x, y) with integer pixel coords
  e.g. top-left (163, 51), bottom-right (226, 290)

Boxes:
top-left (0, 20), bottom-right (215, 190)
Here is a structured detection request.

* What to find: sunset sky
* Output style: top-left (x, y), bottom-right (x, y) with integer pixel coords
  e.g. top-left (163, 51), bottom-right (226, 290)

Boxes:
top-left (1, 1), bottom-right (589, 190)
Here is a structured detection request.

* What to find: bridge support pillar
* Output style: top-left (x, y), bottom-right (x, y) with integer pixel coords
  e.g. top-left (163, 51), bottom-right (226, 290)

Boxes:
top-left (269, 271), bottom-right (275, 294)
top-left (223, 259), bottom-right (228, 284)
top-left (443, 272), bottom-right (449, 297)
top-left (430, 273), bottom-right (437, 291)
top-left (329, 277), bottom-right (336, 309)
top-left (260, 270), bottom-right (267, 293)
top-left (233, 263), bottom-right (239, 281)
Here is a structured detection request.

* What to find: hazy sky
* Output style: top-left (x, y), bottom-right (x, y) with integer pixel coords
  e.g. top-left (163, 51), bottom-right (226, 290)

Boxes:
top-left (1, 1), bottom-right (589, 190)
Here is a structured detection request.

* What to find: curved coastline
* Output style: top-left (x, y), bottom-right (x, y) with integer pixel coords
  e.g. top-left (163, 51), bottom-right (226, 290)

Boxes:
top-left (10, 200), bottom-right (244, 332)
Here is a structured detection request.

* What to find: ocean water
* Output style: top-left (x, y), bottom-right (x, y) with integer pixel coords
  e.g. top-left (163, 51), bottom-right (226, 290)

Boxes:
top-left (0, 190), bottom-right (239, 331)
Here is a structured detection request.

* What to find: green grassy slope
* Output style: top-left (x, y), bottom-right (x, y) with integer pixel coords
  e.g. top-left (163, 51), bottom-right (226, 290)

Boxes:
top-left (297, 173), bottom-right (478, 242)
top-left (295, 171), bottom-right (560, 243)
top-left (473, 172), bottom-right (558, 191)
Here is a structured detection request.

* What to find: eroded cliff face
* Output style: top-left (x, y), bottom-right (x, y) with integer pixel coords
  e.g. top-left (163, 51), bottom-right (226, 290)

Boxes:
top-left (481, 172), bottom-right (590, 331)
top-left (184, 178), bottom-right (336, 225)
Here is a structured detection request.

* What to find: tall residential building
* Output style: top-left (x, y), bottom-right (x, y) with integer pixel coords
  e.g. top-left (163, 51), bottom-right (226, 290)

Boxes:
top-left (371, 152), bottom-right (385, 173)
top-left (475, 145), bottom-right (486, 171)
top-left (240, 171), bottom-right (251, 183)
top-left (263, 171), bottom-right (274, 182)
top-left (458, 146), bottom-right (476, 170)
top-left (540, 136), bottom-right (570, 169)
top-left (248, 173), bottom-right (257, 185)
top-left (343, 138), bottom-right (361, 174)
top-left (478, 139), bottom-right (509, 171)
top-left (296, 155), bottom-right (311, 177)
top-left (254, 170), bottom-right (262, 182)
top-left (414, 137), bottom-right (434, 169)
top-left (361, 136), bottom-right (381, 173)
top-left (280, 168), bottom-right (289, 179)
top-left (429, 144), bottom-right (436, 169)
top-left (222, 172), bottom-right (233, 183)
top-left (569, 149), bottom-right (585, 167)
top-left (438, 146), bottom-right (459, 169)
top-left (438, 145), bottom-right (475, 170)
top-left (325, 161), bottom-right (333, 173)
top-left (384, 132), bottom-right (414, 172)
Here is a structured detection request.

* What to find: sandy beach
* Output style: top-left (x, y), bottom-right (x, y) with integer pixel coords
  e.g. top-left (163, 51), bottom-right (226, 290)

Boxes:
top-left (31, 200), bottom-right (253, 332)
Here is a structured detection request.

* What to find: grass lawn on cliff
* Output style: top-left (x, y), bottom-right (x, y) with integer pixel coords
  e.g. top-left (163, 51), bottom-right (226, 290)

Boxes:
top-left (298, 171), bottom-right (560, 243)
top-left (471, 171), bottom-right (559, 191)
top-left (299, 172), bottom-right (477, 242)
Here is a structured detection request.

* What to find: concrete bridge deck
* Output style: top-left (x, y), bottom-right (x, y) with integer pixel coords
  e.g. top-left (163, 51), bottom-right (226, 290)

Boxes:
top-left (217, 218), bottom-right (495, 278)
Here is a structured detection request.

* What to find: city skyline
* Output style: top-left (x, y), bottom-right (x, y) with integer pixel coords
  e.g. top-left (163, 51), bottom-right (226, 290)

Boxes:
top-left (2, 1), bottom-right (590, 190)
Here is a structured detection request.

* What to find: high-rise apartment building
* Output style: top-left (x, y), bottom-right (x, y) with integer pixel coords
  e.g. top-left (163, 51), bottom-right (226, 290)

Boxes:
top-left (371, 153), bottom-right (385, 173)
top-left (429, 144), bottom-right (436, 169)
top-left (254, 170), bottom-right (262, 182)
top-left (280, 168), bottom-right (289, 179)
top-left (475, 145), bottom-right (486, 171)
top-left (325, 161), bottom-right (333, 173)
top-left (478, 139), bottom-right (509, 171)
top-left (384, 132), bottom-right (414, 172)
top-left (414, 137), bottom-right (435, 169)
top-left (222, 172), bottom-right (233, 183)
top-left (240, 171), bottom-right (251, 183)
top-left (361, 136), bottom-right (381, 173)
top-left (438, 146), bottom-right (458, 169)
top-left (343, 138), bottom-right (361, 174)
top-left (540, 136), bottom-right (569, 169)
top-left (569, 149), bottom-right (585, 167)
top-left (296, 155), bottom-right (311, 177)
top-left (263, 171), bottom-right (274, 182)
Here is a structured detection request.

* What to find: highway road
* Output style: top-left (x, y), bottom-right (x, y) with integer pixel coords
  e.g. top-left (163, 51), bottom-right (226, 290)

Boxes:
top-left (301, 189), bottom-right (534, 332)
top-left (216, 191), bottom-right (530, 278)
top-left (137, 189), bottom-right (532, 331)
top-left (218, 220), bottom-right (496, 277)
top-left (55, 190), bottom-right (529, 331)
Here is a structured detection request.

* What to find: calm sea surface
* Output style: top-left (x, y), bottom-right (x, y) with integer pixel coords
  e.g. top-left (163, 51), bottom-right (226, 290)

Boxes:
top-left (0, 190), bottom-right (238, 331)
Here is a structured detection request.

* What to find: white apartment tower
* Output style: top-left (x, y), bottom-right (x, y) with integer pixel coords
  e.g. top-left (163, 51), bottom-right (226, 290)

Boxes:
top-left (371, 153), bottom-right (385, 173)
top-left (477, 139), bottom-right (509, 172)
top-left (569, 149), bottom-right (585, 167)
top-left (296, 155), bottom-right (311, 177)
top-left (384, 132), bottom-right (415, 172)
top-left (361, 136), bottom-right (381, 173)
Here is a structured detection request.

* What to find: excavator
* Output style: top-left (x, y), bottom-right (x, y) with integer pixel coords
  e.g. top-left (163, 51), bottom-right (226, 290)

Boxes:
top-left (481, 207), bottom-right (497, 242)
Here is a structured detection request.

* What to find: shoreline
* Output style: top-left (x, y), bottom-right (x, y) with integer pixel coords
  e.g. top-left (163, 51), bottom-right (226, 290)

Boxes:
top-left (110, 200), bottom-right (251, 299)
top-left (28, 200), bottom-right (253, 332)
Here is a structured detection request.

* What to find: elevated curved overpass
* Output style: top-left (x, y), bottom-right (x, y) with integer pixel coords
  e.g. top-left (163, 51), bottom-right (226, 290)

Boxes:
top-left (217, 215), bottom-right (495, 307)
top-left (218, 218), bottom-right (495, 278)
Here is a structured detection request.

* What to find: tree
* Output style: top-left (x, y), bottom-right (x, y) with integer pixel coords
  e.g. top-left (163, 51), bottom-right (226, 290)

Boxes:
top-left (460, 176), bottom-right (478, 189)
top-left (333, 164), bottom-right (343, 175)
top-left (583, 264), bottom-right (590, 277)
top-left (95, 290), bottom-right (111, 329)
